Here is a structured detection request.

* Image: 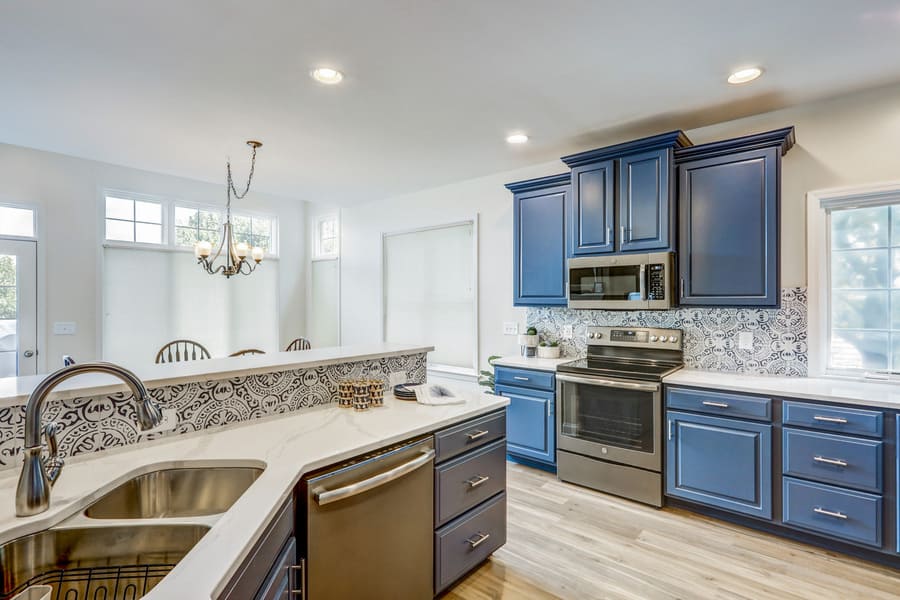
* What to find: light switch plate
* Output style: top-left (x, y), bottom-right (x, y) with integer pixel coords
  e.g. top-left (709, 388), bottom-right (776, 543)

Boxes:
top-left (562, 325), bottom-right (574, 339)
top-left (503, 322), bottom-right (518, 335)
top-left (737, 331), bottom-right (754, 350)
top-left (53, 322), bottom-right (76, 335)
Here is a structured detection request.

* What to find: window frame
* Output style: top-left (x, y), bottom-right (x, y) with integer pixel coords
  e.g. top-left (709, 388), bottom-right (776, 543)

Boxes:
top-left (807, 181), bottom-right (900, 378)
top-left (312, 213), bottom-right (340, 260)
top-left (0, 201), bottom-right (37, 241)
top-left (380, 216), bottom-right (479, 376)
top-left (102, 190), bottom-right (167, 248)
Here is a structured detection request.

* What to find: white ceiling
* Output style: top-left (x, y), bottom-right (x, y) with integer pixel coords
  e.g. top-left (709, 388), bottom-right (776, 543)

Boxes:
top-left (3, 1), bottom-right (900, 205)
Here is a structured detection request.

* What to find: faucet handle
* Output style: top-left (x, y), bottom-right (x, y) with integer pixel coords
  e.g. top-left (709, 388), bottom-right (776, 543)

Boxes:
top-left (42, 421), bottom-right (64, 486)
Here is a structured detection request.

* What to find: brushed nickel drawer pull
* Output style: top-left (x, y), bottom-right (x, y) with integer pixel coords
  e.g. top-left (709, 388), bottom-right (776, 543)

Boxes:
top-left (813, 415), bottom-right (848, 424)
top-left (466, 430), bottom-right (489, 440)
top-left (513, 376), bottom-right (530, 381)
top-left (701, 401), bottom-right (730, 409)
top-left (467, 532), bottom-right (491, 549)
top-left (466, 475), bottom-right (490, 488)
top-left (814, 507), bottom-right (848, 520)
top-left (813, 455), bottom-right (848, 467)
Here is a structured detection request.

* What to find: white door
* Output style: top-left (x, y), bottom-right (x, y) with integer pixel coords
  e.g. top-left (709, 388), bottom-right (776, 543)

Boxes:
top-left (0, 239), bottom-right (38, 376)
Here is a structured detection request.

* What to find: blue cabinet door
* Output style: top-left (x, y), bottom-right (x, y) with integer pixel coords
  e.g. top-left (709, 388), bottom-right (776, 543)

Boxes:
top-left (512, 182), bottom-right (569, 306)
top-left (666, 410), bottom-right (773, 519)
top-left (569, 160), bottom-right (615, 255)
top-left (678, 147), bottom-right (779, 306)
top-left (618, 148), bottom-right (672, 252)
top-left (495, 384), bottom-right (555, 466)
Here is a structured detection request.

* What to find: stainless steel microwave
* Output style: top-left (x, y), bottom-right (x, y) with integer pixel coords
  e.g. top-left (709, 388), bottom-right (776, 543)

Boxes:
top-left (567, 252), bottom-right (674, 310)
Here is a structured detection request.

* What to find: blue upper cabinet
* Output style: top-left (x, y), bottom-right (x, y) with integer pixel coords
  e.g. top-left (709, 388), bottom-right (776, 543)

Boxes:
top-left (506, 174), bottom-right (570, 306)
top-left (562, 131), bottom-right (690, 256)
top-left (676, 127), bottom-right (795, 307)
top-left (568, 160), bottom-right (614, 255)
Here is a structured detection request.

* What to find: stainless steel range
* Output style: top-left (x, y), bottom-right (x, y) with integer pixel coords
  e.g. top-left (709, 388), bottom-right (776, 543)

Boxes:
top-left (556, 326), bottom-right (683, 507)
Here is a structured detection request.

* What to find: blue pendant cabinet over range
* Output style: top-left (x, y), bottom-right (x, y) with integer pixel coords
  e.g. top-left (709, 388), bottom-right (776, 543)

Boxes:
top-left (675, 127), bottom-right (795, 307)
top-left (561, 130), bottom-right (692, 256)
top-left (494, 366), bottom-right (556, 470)
top-left (506, 174), bottom-right (570, 306)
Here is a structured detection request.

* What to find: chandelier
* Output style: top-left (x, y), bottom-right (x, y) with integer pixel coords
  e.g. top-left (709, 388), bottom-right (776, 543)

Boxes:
top-left (194, 140), bottom-right (265, 277)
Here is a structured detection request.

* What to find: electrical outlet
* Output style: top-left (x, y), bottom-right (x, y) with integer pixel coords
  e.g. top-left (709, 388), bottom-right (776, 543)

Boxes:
top-left (562, 325), bottom-right (574, 339)
top-left (503, 322), bottom-right (519, 335)
top-left (53, 322), bottom-right (76, 335)
top-left (737, 331), bottom-right (754, 351)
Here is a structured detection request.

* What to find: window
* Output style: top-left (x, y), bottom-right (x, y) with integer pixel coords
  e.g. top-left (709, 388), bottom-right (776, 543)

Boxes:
top-left (314, 214), bottom-right (339, 259)
top-left (0, 205), bottom-right (35, 238)
top-left (383, 220), bottom-right (477, 373)
top-left (232, 213), bottom-right (275, 253)
top-left (105, 195), bottom-right (163, 244)
top-left (809, 185), bottom-right (900, 376)
top-left (174, 206), bottom-right (221, 248)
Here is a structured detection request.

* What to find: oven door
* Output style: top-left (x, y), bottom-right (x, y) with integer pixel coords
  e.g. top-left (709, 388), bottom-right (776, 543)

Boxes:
top-left (556, 373), bottom-right (661, 471)
top-left (568, 256), bottom-right (647, 309)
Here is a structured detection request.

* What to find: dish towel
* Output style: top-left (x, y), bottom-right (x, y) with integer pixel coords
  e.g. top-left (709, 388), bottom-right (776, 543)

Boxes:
top-left (415, 384), bottom-right (466, 405)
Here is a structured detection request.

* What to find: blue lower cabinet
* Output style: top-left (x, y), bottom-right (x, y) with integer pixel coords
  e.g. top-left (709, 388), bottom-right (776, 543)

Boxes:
top-left (783, 477), bottom-right (882, 548)
top-left (495, 384), bottom-right (555, 468)
top-left (666, 410), bottom-right (772, 519)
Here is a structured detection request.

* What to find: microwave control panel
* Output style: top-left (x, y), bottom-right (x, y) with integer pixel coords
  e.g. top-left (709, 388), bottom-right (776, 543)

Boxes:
top-left (647, 264), bottom-right (666, 300)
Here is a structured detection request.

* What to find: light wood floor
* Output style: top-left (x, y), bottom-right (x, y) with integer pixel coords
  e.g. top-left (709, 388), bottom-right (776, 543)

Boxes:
top-left (444, 463), bottom-right (900, 600)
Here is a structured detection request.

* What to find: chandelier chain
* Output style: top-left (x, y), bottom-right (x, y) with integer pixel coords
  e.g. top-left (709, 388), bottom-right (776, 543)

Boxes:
top-left (226, 144), bottom-right (258, 203)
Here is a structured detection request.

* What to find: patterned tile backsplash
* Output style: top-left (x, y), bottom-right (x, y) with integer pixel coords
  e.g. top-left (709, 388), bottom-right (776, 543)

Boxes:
top-left (527, 288), bottom-right (807, 376)
top-left (0, 352), bottom-right (427, 471)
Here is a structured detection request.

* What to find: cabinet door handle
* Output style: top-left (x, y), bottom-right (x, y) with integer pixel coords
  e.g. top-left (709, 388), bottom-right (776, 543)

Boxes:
top-left (680, 278), bottom-right (685, 298)
top-left (606, 226), bottom-right (611, 243)
top-left (513, 376), bottom-right (530, 381)
top-left (620, 225), bottom-right (626, 242)
top-left (466, 430), bottom-right (489, 440)
top-left (289, 560), bottom-right (305, 597)
top-left (814, 507), bottom-right (848, 520)
top-left (667, 419), bottom-right (673, 441)
top-left (466, 475), bottom-right (490, 488)
top-left (701, 401), bottom-right (730, 409)
top-left (813, 455), bottom-right (848, 467)
top-left (466, 532), bottom-right (491, 549)
top-left (813, 415), bottom-right (848, 424)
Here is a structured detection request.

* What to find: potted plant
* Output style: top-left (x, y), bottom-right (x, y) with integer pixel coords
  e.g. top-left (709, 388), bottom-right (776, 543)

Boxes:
top-left (517, 327), bottom-right (539, 357)
top-left (478, 355), bottom-right (502, 393)
top-left (537, 340), bottom-right (561, 359)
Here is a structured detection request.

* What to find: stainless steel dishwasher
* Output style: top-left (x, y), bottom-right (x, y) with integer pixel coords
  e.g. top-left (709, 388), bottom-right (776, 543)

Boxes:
top-left (299, 436), bottom-right (435, 600)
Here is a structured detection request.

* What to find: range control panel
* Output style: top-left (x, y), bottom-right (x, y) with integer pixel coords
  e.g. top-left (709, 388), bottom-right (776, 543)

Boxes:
top-left (587, 326), bottom-right (683, 350)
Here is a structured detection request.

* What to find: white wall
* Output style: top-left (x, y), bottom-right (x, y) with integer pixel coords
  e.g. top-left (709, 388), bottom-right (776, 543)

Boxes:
top-left (0, 142), bottom-right (307, 371)
top-left (336, 82), bottom-right (900, 373)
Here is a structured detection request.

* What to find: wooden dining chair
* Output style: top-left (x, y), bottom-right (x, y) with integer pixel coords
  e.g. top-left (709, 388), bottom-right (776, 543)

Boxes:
top-left (284, 337), bottom-right (312, 352)
top-left (155, 339), bottom-right (211, 364)
top-left (229, 348), bottom-right (266, 357)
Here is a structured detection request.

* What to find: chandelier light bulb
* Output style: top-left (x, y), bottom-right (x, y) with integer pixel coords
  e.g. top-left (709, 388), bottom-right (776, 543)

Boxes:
top-left (251, 246), bottom-right (265, 262)
top-left (234, 242), bottom-right (250, 258)
top-left (195, 240), bottom-right (212, 258)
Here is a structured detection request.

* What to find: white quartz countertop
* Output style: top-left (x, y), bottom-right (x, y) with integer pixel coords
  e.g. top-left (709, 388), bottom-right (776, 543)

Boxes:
top-left (492, 355), bottom-right (573, 372)
top-left (664, 369), bottom-right (900, 410)
top-left (0, 343), bottom-right (433, 407)
top-left (0, 389), bottom-right (508, 599)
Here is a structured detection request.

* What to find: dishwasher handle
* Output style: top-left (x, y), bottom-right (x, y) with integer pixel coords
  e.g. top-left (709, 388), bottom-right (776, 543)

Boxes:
top-left (314, 448), bottom-right (435, 506)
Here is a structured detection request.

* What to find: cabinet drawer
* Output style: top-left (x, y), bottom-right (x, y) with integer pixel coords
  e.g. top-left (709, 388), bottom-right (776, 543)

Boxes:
top-left (666, 387), bottom-right (772, 421)
top-left (435, 410), bottom-right (506, 464)
top-left (783, 428), bottom-right (883, 493)
top-left (495, 366), bottom-right (555, 392)
top-left (783, 402), bottom-right (883, 438)
top-left (436, 440), bottom-right (507, 526)
top-left (783, 477), bottom-right (882, 548)
top-left (435, 492), bottom-right (506, 593)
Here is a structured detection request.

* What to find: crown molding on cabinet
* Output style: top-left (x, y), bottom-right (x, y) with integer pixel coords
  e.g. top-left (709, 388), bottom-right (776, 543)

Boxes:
top-left (560, 130), bottom-right (693, 168)
top-left (674, 126), bottom-right (795, 162)
top-left (504, 172), bottom-right (571, 193)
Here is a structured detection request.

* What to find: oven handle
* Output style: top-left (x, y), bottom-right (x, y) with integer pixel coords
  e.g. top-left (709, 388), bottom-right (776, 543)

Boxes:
top-left (557, 373), bottom-right (660, 393)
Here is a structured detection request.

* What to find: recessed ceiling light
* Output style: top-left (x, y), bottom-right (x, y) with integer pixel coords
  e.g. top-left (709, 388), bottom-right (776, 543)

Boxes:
top-left (727, 67), bottom-right (763, 85)
top-left (506, 133), bottom-right (529, 144)
top-left (311, 67), bottom-right (344, 85)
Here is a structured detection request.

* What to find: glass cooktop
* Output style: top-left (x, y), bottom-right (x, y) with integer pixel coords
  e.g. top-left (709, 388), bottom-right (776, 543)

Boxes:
top-left (556, 357), bottom-right (683, 382)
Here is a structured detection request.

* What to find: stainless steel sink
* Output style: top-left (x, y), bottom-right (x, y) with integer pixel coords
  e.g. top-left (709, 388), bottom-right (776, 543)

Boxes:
top-left (84, 466), bottom-right (264, 519)
top-left (0, 524), bottom-right (209, 599)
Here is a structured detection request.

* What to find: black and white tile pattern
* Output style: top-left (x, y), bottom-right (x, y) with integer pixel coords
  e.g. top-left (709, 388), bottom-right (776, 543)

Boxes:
top-left (0, 353), bottom-right (427, 471)
top-left (527, 288), bottom-right (807, 376)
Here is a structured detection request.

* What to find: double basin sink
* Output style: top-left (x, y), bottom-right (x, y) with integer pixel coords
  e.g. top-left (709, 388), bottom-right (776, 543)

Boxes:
top-left (0, 465), bottom-right (264, 599)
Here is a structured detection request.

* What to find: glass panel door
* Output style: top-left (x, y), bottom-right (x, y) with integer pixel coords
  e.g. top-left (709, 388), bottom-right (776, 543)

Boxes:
top-left (569, 265), bottom-right (642, 301)
top-left (560, 380), bottom-right (655, 452)
top-left (0, 239), bottom-right (37, 377)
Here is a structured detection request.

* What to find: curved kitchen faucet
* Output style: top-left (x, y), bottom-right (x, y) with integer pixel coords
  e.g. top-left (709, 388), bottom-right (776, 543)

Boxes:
top-left (15, 362), bottom-right (163, 517)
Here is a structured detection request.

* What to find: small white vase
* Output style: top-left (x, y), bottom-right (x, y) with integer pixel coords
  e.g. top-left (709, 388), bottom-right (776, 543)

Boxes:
top-left (537, 346), bottom-right (561, 359)
top-left (517, 334), bottom-right (538, 347)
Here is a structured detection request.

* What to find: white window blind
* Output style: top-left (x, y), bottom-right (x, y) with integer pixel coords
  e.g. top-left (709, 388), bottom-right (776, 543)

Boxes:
top-left (102, 246), bottom-right (279, 366)
top-left (383, 221), bottom-right (476, 371)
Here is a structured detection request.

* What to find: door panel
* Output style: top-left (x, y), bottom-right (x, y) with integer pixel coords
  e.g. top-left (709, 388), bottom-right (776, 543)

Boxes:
top-left (0, 239), bottom-right (37, 376)
top-left (496, 384), bottom-right (555, 464)
top-left (619, 149), bottom-right (671, 252)
top-left (570, 161), bottom-right (615, 255)
top-left (513, 185), bottom-right (568, 305)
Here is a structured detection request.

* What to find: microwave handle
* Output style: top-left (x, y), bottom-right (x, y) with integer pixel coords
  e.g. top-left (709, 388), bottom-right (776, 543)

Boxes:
top-left (639, 263), bottom-right (647, 301)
